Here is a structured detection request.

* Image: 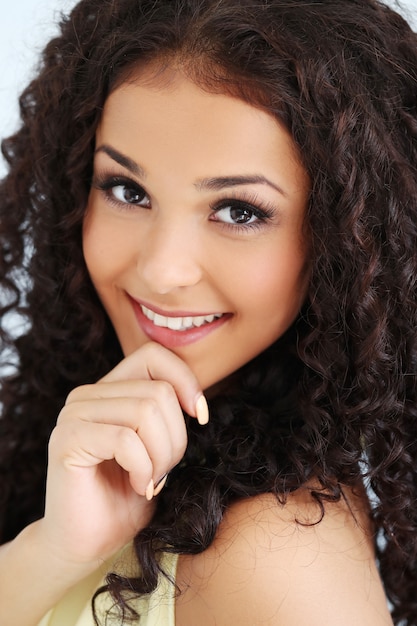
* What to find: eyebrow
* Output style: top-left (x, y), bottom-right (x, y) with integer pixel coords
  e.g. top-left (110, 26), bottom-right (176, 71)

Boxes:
top-left (195, 175), bottom-right (286, 196)
top-left (95, 144), bottom-right (287, 196)
top-left (95, 145), bottom-right (146, 178)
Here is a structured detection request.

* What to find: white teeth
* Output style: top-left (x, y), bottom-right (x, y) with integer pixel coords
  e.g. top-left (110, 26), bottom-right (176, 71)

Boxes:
top-left (167, 316), bottom-right (183, 331)
top-left (153, 313), bottom-right (167, 327)
top-left (145, 308), bottom-right (155, 322)
top-left (141, 305), bottom-right (223, 331)
top-left (193, 315), bottom-right (207, 327)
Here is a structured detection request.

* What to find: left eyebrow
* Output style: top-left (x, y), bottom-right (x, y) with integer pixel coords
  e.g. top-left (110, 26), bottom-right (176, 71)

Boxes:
top-left (195, 175), bottom-right (287, 197)
top-left (94, 144), bottom-right (147, 179)
top-left (95, 144), bottom-right (287, 197)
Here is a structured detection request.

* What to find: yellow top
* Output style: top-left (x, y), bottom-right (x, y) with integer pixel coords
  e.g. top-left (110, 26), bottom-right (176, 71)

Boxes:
top-left (37, 545), bottom-right (178, 626)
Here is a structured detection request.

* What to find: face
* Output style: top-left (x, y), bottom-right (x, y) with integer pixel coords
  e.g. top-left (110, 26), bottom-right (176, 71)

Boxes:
top-left (83, 66), bottom-right (310, 390)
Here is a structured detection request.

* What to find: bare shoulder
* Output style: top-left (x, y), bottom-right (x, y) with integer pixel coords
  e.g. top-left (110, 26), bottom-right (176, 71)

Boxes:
top-left (175, 485), bottom-right (393, 625)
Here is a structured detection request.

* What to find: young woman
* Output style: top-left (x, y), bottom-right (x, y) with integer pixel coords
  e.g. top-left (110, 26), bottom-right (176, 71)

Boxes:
top-left (1, 0), bottom-right (416, 624)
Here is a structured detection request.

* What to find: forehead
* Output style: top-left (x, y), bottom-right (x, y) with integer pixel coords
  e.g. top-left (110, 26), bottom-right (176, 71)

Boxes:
top-left (98, 65), bottom-right (309, 195)
top-left (102, 62), bottom-right (284, 143)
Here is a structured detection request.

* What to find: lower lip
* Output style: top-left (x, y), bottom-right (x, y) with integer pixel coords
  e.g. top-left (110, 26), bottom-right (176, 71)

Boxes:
top-left (130, 298), bottom-right (231, 348)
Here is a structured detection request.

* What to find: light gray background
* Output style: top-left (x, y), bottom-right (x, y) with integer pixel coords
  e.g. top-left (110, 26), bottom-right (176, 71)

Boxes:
top-left (1, 0), bottom-right (417, 174)
top-left (0, 0), bottom-right (78, 168)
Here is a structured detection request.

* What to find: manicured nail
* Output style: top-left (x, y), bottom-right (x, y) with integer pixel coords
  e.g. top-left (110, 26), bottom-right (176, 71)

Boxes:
top-left (196, 394), bottom-right (209, 425)
top-left (145, 479), bottom-right (154, 501)
top-left (153, 474), bottom-right (168, 497)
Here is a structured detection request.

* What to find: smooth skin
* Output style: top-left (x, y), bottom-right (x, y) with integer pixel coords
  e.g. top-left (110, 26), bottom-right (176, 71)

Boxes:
top-left (175, 491), bottom-right (393, 625)
top-left (0, 344), bottom-right (203, 625)
top-left (0, 65), bottom-right (393, 626)
top-left (83, 65), bottom-right (310, 390)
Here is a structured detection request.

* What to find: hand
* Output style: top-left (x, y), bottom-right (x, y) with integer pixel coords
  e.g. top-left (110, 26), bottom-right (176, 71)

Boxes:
top-left (39, 342), bottom-right (206, 569)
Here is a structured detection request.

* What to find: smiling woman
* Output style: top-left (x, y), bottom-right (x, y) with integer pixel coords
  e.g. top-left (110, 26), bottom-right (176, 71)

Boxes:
top-left (83, 67), bottom-right (309, 387)
top-left (1, 1), bottom-right (417, 626)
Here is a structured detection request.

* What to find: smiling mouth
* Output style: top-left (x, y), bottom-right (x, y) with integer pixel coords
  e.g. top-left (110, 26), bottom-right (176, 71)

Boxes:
top-left (140, 305), bottom-right (225, 331)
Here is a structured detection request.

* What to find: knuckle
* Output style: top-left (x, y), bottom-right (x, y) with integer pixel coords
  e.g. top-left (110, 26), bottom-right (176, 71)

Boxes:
top-left (56, 402), bottom-right (75, 425)
top-left (142, 341), bottom-right (164, 358)
top-left (166, 427), bottom-right (188, 467)
top-left (117, 426), bottom-right (137, 449)
top-left (139, 396), bottom-right (160, 419)
top-left (65, 384), bottom-right (92, 405)
top-left (48, 420), bottom-right (76, 456)
top-left (47, 423), bottom-right (61, 450)
top-left (171, 438), bottom-right (187, 464)
top-left (154, 380), bottom-right (176, 403)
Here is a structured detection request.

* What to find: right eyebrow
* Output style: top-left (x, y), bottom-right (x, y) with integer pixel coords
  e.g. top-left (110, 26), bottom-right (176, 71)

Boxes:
top-left (95, 144), bottom-right (147, 179)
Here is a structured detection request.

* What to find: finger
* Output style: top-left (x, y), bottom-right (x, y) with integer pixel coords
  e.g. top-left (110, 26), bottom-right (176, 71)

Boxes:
top-left (62, 382), bottom-right (187, 458)
top-left (58, 396), bottom-right (187, 476)
top-left (66, 379), bottom-right (180, 404)
top-left (49, 420), bottom-right (154, 497)
top-left (98, 342), bottom-right (206, 420)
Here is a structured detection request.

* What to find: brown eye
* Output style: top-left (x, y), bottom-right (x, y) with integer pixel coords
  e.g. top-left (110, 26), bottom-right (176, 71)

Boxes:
top-left (111, 183), bottom-right (150, 207)
top-left (228, 206), bottom-right (256, 224)
top-left (213, 201), bottom-right (261, 225)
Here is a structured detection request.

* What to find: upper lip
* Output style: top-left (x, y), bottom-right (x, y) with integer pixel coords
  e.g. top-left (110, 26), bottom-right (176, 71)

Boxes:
top-left (128, 294), bottom-right (227, 318)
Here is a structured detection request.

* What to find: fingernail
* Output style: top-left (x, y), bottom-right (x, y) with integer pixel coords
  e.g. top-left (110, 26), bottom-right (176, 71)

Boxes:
top-left (153, 473), bottom-right (168, 497)
top-left (196, 394), bottom-right (209, 425)
top-left (145, 479), bottom-right (154, 501)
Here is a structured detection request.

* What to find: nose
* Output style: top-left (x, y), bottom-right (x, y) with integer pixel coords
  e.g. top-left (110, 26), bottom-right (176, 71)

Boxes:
top-left (137, 220), bottom-right (203, 295)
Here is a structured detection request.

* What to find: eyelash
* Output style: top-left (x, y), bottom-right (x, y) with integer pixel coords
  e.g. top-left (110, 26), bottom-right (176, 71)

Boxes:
top-left (93, 174), bottom-right (150, 209)
top-left (92, 173), bottom-right (276, 232)
top-left (209, 197), bottom-right (275, 232)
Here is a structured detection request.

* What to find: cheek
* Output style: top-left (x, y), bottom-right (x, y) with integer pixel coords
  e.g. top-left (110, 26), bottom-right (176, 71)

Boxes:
top-left (82, 209), bottom-right (130, 284)
top-left (232, 241), bottom-right (308, 313)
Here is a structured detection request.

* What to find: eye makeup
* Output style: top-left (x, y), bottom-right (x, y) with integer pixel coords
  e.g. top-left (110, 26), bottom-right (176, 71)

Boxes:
top-left (91, 164), bottom-right (280, 235)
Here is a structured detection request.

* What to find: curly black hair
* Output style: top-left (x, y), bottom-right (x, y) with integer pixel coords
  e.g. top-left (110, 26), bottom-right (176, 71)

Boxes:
top-left (1, 0), bottom-right (417, 623)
